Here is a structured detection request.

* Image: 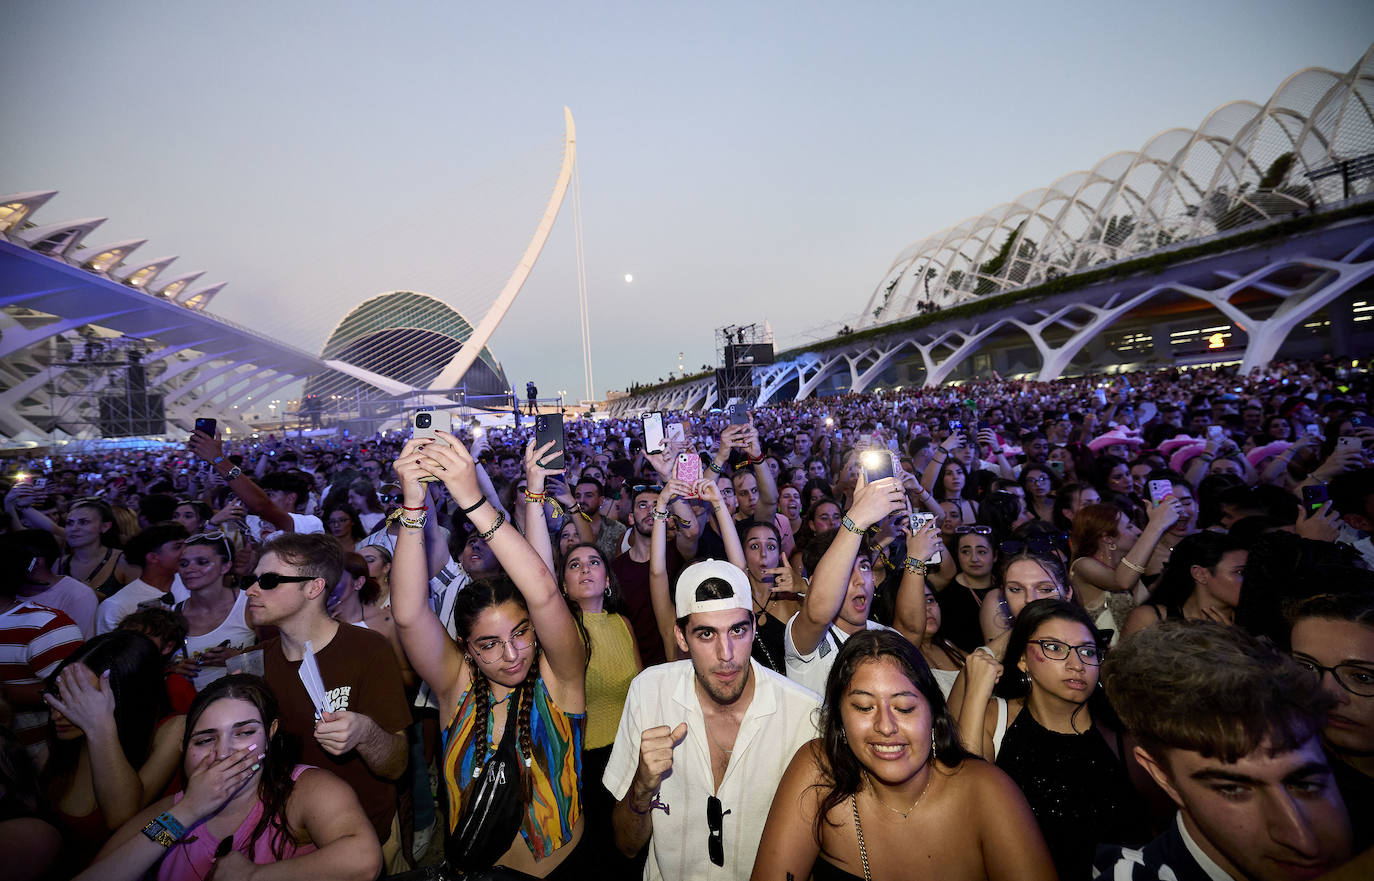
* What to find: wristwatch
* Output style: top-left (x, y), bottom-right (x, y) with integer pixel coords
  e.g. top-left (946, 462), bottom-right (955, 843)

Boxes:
top-left (225, 465), bottom-right (243, 481)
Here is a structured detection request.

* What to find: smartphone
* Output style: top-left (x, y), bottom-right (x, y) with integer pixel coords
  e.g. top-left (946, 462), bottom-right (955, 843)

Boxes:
top-left (949, 420), bottom-right (963, 432)
top-left (1337, 435), bottom-right (1362, 453)
top-left (1302, 484), bottom-right (1329, 515)
top-left (535, 413), bottom-right (566, 470)
top-left (32, 477), bottom-right (48, 489)
top-left (412, 409), bottom-right (451, 483)
top-left (642, 412), bottom-right (666, 454)
top-left (1351, 414), bottom-right (1369, 429)
top-left (860, 449), bottom-right (895, 483)
top-left (912, 512), bottom-right (941, 565)
top-left (1148, 479), bottom-right (1174, 504)
top-left (412, 408), bottom-right (451, 442)
top-left (194, 417), bottom-right (217, 437)
top-left (1207, 425), bottom-right (1224, 440)
top-left (674, 451), bottom-right (702, 492)
top-left (666, 422), bottom-right (686, 445)
top-left (1047, 459), bottom-right (1064, 475)
top-left (727, 401), bottom-right (750, 426)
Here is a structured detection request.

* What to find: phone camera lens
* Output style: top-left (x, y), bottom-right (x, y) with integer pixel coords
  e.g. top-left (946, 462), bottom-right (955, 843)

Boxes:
top-left (416, 413), bottom-right (431, 428)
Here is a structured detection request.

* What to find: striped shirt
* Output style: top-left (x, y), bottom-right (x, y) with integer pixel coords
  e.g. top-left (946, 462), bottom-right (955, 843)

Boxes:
top-left (0, 601), bottom-right (84, 764)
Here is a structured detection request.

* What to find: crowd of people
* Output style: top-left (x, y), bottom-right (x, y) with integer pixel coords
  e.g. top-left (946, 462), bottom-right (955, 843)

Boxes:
top-left (0, 355), bottom-right (1371, 881)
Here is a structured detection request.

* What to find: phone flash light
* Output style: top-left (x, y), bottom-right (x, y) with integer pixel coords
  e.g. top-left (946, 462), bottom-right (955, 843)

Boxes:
top-left (473, 427), bottom-right (484, 437)
top-left (860, 451), bottom-right (883, 467)
top-left (825, 417), bottom-right (834, 426)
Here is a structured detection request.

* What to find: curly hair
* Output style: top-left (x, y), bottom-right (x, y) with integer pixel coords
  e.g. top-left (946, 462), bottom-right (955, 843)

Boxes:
top-left (812, 630), bottom-right (970, 856)
top-left (1102, 620), bottom-right (1335, 763)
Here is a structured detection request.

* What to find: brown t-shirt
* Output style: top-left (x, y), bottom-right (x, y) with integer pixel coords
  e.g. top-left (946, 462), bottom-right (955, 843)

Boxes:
top-left (262, 623), bottom-right (411, 840)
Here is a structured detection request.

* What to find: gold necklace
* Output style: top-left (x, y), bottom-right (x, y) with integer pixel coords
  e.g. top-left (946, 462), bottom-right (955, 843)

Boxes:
top-left (865, 768), bottom-right (932, 819)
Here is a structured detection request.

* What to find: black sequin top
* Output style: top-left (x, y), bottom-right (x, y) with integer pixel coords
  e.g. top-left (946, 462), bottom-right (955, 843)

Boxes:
top-left (996, 709), bottom-right (1150, 880)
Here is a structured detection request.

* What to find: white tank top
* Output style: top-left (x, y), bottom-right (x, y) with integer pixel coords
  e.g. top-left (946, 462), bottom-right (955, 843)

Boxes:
top-left (182, 591), bottom-right (257, 690)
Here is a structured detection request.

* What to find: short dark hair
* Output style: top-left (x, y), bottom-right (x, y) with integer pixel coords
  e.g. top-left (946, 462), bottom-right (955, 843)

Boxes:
top-left (1103, 620), bottom-right (1335, 764)
top-left (261, 533), bottom-right (343, 595)
top-left (260, 472), bottom-right (310, 510)
top-left (125, 522), bottom-right (190, 568)
top-left (574, 476), bottom-right (605, 498)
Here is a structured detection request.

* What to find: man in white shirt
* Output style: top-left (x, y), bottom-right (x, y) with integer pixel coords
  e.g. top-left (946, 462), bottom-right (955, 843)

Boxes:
top-left (95, 523), bottom-right (189, 633)
top-left (785, 474), bottom-right (906, 695)
top-left (246, 472), bottom-right (324, 542)
top-left (605, 559), bottom-right (820, 881)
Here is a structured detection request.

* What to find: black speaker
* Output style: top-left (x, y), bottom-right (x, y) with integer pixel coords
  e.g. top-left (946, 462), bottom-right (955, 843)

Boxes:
top-left (98, 393), bottom-right (166, 437)
top-left (726, 343), bottom-right (774, 367)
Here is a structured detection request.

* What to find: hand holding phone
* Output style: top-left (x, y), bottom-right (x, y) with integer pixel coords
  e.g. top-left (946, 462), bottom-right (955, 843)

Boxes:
top-left (673, 452), bottom-right (702, 494)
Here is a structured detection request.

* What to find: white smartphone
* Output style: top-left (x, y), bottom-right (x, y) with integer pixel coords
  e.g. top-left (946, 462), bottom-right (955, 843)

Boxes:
top-left (412, 409), bottom-right (451, 483)
top-left (642, 412), bottom-right (666, 454)
top-left (1337, 435), bottom-right (1362, 452)
top-left (913, 512), bottom-right (941, 565)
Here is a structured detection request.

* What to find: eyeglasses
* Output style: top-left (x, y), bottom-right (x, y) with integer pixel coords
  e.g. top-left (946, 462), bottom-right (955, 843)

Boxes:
top-left (955, 525), bottom-right (992, 535)
top-left (707, 795), bottom-right (729, 867)
top-left (1030, 639), bottom-right (1102, 666)
top-left (188, 531), bottom-right (234, 561)
top-left (1292, 654), bottom-right (1374, 697)
top-left (243, 572), bottom-right (319, 590)
top-left (471, 625), bottom-right (536, 665)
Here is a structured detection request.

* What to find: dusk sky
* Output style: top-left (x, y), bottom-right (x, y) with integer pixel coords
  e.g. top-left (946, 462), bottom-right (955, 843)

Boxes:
top-left (4, 1), bottom-right (1372, 403)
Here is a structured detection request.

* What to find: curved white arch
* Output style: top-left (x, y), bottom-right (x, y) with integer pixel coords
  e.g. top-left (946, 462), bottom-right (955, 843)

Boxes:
top-left (428, 106), bottom-right (577, 390)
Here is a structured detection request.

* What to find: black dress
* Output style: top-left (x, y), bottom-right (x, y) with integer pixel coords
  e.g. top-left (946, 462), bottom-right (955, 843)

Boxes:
top-left (937, 579), bottom-right (993, 653)
top-left (996, 709), bottom-right (1150, 881)
top-left (752, 607), bottom-right (788, 674)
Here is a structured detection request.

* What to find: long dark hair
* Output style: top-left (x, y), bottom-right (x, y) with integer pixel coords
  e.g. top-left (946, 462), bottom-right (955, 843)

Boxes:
top-left (184, 675), bottom-right (299, 859)
top-left (1147, 531), bottom-right (1243, 614)
top-left (994, 599), bottom-right (1118, 731)
top-left (813, 630), bottom-right (970, 853)
top-left (452, 578), bottom-right (544, 804)
top-left (44, 631), bottom-right (170, 781)
top-left (559, 541), bottom-right (624, 615)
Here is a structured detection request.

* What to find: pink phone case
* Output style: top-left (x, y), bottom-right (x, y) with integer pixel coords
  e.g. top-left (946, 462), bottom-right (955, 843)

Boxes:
top-left (674, 451), bottom-right (702, 493)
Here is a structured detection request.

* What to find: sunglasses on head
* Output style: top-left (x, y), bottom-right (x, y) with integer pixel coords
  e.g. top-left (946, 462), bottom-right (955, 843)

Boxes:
top-left (243, 572), bottom-right (318, 590)
top-left (631, 484), bottom-right (663, 494)
top-left (378, 492), bottom-right (403, 504)
top-left (187, 530), bottom-right (234, 560)
top-left (955, 525), bottom-right (992, 535)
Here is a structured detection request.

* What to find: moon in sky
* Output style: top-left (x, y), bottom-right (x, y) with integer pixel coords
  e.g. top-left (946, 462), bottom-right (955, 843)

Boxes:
top-left (624, 273), bottom-right (634, 283)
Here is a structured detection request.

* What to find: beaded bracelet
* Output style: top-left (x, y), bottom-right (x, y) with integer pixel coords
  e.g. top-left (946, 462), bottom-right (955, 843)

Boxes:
top-left (398, 511), bottom-right (427, 529)
top-left (478, 511), bottom-right (506, 541)
top-left (706, 460), bottom-right (726, 475)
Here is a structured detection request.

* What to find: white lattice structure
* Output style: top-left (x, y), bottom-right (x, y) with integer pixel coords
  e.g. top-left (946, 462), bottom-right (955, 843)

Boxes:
top-left (863, 44), bottom-right (1374, 325)
top-left (610, 46), bottom-right (1374, 417)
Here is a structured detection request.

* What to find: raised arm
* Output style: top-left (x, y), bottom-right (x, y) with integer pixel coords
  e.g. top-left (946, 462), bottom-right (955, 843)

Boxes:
top-left (521, 437), bottom-right (562, 576)
top-left (891, 519), bottom-right (942, 645)
top-left (426, 431), bottom-right (587, 707)
top-left (648, 478), bottom-right (693, 661)
top-left (391, 438), bottom-right (468, 711)
top-left (696, 478), bottom-right (747, 572)
top-left (188, 431), bottom-right (294, 533)
top-left (743, 424), bottom-right (779, 524)
top-left (792, 475), bottom-right (905, 655)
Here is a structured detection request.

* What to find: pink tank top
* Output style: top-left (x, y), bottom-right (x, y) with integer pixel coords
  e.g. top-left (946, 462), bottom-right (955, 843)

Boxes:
top-left (158, 765), bottom-right (317, 880)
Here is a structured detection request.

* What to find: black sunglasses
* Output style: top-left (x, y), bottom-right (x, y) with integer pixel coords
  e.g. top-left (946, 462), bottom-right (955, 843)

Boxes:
top-left (243, 572), bottom-right (318, 590)
top-left (707, 795), bottom-right (729, 867)
top-left (631, 484), bottom-right (663, 494)
top-left (955, 525), bottom-right (992, 535)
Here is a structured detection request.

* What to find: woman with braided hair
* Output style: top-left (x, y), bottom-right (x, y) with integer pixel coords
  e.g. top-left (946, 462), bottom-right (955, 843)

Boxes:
top-left (391, 432), bottom-right (589, 879)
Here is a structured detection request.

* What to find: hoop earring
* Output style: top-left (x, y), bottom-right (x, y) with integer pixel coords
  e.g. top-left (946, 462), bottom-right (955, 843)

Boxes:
top-left (604, 586), bottom-right (612, 599)
top-left (1020, 671), bottom-right (1031, 689)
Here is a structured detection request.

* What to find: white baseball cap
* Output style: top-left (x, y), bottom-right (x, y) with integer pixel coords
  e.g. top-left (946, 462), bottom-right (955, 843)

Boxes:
top-left (674, 559), bottom-right (753, 619)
